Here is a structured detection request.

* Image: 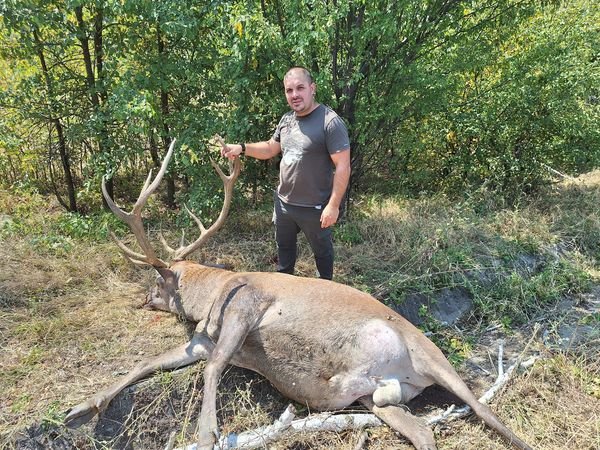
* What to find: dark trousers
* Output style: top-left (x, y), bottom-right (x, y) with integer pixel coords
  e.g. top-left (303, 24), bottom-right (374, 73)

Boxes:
top-left (274, 195), bottom-right (334, 280)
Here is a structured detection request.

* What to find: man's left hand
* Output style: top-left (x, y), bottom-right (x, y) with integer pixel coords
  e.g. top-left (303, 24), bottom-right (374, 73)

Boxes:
top-left (320, 204), bottom-right (339, 228)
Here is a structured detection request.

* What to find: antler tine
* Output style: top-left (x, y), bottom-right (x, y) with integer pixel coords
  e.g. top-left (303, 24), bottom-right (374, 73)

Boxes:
top-left (107, 230), bottom-right (156, 267)
top-left (133, 138), bottom-right (177, 214)
top-left (183, 204), bottom-right (208, 233)
top-left (159, 229), bottom-right (176, 255)
top-left (102, 178), bottom-right (129, 222)
top-left (101, 139), bottom-right (178, 269)
top-left (171, 135), bottom-right (241, 261)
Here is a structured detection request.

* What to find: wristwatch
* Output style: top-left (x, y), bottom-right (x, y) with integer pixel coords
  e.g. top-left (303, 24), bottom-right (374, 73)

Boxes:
top-left (239, 143), bottom-right (246, 154)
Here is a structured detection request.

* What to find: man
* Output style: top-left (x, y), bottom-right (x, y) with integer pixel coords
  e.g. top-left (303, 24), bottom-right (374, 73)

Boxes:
top-left (221, 66), bottom-right (351, 280)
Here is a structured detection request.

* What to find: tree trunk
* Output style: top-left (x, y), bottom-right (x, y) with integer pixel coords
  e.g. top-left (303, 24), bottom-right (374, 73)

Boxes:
top-left (33, 27), bottom-right (78, 212)
top-left (75, 4), bottom-right (113, 207)
top-left (54, 119), bottom-right (78, 211)
top-left (157, 23), bottom-right (176, 209)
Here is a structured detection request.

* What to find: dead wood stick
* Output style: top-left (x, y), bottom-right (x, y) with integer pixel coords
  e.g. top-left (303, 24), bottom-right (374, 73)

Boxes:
top-left (426, 326), bottom-right (541, 425)
top-left (353, 430), bottom-right (369, 450)
top-left (175, 406), bottom-right (382, 450)
top-left (426, 341), bottom-right (511, 425)
top-left (540, 162), bottom-right (575, 180)
top-left (164, 431), bottom-right (177, 450)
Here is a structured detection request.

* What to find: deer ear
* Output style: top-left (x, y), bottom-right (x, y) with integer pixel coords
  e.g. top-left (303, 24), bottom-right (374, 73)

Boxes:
top-left (202, 262), bottom-right (234, 271)
top-left (156, 267), bottom-right (176, 284)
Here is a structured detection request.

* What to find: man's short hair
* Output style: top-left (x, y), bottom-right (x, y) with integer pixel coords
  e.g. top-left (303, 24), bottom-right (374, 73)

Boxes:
top-left (284, 66), bottom-right (314, 84)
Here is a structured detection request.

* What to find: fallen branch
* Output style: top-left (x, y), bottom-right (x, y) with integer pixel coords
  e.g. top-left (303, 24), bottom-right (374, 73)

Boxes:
top-left (165, 431), bottom-right (177, 450)
top-left (425, 350), bottom-right (539, 426)
top-left (426, 324), bottom-right (541, 426)
top-left (353, 430), bottom-right (369, 450)
top-left (540, 162), bottom-right (576, 181)
top-left (175, 406), bottom-right (382, 450)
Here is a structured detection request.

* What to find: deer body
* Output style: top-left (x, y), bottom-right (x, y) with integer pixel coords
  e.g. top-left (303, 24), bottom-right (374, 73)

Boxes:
top-left (169, 261), bottom-right (435, 410)
top-left (65, 139), bottom-right (532, 450)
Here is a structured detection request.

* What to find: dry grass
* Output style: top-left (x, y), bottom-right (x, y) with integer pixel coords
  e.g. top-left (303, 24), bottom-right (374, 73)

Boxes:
top-left (1, 172), bottom-right (599, 449)
top-left (0, 236), bottom-right (188, 446)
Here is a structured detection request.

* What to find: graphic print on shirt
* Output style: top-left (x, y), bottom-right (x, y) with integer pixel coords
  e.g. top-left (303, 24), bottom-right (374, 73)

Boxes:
top-left (282, 116), bottom-right (310, 166)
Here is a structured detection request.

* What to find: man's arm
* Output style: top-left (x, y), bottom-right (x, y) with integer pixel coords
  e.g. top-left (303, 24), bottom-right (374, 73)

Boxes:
top-left (321, 149), bottom-right (351, 228)
top-left (221, 139), bottom-right (281, 160)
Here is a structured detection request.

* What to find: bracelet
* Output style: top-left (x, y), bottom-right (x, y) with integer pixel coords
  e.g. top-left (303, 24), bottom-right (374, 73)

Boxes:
top-left (239, 143), bottom-right (246, 154)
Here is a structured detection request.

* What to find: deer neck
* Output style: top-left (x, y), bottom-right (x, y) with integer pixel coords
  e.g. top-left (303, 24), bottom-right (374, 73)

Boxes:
top-left (170, 262), bottom-right (231, 322)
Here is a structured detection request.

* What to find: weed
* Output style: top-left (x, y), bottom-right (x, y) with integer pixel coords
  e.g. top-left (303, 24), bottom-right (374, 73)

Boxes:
top-left (334, 222), bottom-right (363, 245)
top-left (1, 347), bottom-right (45, 394)
top-left (40, 401), bottom-right (64, 430)
top-left (29, 234), bottom-right (74, 256)
top-left (21, 346), bottom-right (44, 367)
top-left (417, 305), bottom-right (473, 366)
top-left (10, 394), bottom-right (32, 414)
top-left (470, 258), bottom-right (592, 326)
top-left (580, 312), bottom-right (600, 325)
top-left (156, 370), bottom-right (175, 387)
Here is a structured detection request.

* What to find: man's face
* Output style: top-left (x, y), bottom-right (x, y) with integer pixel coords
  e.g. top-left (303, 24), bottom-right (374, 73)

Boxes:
top-left (284, 71), bottom-right (316, 116)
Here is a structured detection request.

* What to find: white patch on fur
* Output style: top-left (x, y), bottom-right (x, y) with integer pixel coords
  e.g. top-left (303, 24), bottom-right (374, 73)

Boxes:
top-left (373, 378), bottom-right (403, 406)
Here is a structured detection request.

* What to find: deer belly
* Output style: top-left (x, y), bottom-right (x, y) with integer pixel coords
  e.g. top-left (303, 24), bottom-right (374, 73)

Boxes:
top-left (261, 367), bottom-right (427, 411)
top-left (234, 319), bottom-right (432, 410)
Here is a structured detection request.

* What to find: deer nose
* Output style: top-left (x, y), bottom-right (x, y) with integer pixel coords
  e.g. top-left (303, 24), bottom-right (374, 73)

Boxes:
top-left (141, 293), bottom-right (155, 310)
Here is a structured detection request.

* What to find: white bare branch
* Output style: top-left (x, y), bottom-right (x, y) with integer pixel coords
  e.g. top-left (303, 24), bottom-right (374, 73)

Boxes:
top-left (174, 405), bottom-right (383, 450)
top-left (425, 353), bottom-right (539, 426)
top-left (540, 162), bottom-right (575, 180)
top-left (426, 326), bottom-right (541, 426)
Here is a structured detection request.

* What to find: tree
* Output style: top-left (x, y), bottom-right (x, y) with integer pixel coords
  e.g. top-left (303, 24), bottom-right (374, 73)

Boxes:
top-left (224, 0), bottom-right (543, 204)
top-left (411, 0), bottom-right (600, 196)
top-left (2, 0), bottom-right (83, 211)
top-left (0, 0), bottom-right (597, 214)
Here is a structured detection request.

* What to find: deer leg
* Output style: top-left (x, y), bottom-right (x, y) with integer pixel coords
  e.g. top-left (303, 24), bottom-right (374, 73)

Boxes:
top-left (359, 396), bottom-right (437, 450)
top-left (65, 331), bottom-right (214, 428)
top-left (196, 311), bottom-right (253, 450)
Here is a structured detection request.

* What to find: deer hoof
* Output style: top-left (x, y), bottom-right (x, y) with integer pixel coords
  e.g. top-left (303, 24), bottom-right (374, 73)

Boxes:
top-left (196, 430), bottom-right (218, 450)
top-left (196, 441), bottom-right (215, 450)
top-left (64, 403), bottom-right (99, 428)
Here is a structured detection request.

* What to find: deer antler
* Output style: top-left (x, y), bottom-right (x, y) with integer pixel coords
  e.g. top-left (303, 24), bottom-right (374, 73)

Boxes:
top-left (103, 136), bottom-right (241, 268)
top-left (102, 139), bottom-right (178, 268)
top-left (167, 135), bottom-right (241, 261)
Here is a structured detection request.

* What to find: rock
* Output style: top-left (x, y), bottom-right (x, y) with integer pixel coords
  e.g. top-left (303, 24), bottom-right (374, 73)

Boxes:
top-left (392, 287), bottom-right (473, 326)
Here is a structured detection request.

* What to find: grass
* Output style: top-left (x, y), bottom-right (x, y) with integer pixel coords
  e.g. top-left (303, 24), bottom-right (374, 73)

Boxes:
top-left (0, 171), bottom-right (599, 449)
top-left (335, 181), bottom-right (598, 329)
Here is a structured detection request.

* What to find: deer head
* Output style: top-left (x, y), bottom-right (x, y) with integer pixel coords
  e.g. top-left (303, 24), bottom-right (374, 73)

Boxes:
top-left (102, 137), bottom-right (241, 310)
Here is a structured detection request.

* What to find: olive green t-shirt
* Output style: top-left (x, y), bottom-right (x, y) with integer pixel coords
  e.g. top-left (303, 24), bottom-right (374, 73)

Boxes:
top-left (272, 104), bottom-right (350, 207)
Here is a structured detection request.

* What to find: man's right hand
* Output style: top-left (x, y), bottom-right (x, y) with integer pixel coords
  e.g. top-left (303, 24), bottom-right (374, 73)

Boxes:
top-left (220, 143), bottom-right (243, 160)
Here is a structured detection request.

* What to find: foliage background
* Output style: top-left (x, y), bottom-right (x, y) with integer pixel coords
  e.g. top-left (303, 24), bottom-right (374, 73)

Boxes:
top-left (0, 0), bottom-right (598, 215)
